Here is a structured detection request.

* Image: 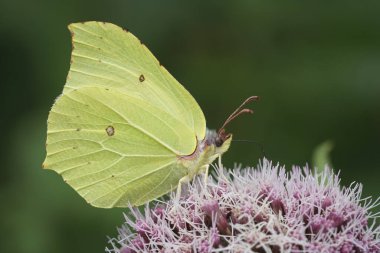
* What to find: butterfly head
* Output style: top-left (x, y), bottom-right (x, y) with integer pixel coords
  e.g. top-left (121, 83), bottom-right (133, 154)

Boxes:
top-left (204, 128), bottom-right (232, 157)
top-left (204, 95), bottom-right (259, 157)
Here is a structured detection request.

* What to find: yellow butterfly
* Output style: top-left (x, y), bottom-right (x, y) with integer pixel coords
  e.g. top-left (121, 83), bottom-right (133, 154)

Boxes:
top-left (43, 22), bottom-right (257, 208)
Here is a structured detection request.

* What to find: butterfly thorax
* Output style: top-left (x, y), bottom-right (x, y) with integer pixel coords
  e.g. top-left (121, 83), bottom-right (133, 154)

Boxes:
top-left (178, 128), bottom-right (232, 178)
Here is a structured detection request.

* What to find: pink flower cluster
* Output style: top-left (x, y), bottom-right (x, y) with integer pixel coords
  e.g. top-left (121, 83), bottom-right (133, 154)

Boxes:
top-left (107, 159), bottom-right (380, 253)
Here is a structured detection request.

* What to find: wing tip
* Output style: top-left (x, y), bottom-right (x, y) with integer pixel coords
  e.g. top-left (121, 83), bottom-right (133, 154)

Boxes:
top-left (68, 21), bottom-right (98, 29)
top-left (68, 21), bottom-right (130, 37)
top-left (42, 157), bottom-right (51, 170)
top-left (68, 21), bottom-right (120, 32)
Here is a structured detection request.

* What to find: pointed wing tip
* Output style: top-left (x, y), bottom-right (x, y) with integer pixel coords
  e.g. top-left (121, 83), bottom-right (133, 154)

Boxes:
top-left (68, 21), bottom-right (116, 31)
top-left (67, 21), bottom-right (129, 37)
top-left (41, 161), bottom-right (56, 172)
top-left (68, 21), bottom-right (96, 28)
top-left (68, 21), bottom-right (93, 33)
top-left (67, 21), bottom-right (124, 45)
top-left (42, 158), bottom-right (50, 170)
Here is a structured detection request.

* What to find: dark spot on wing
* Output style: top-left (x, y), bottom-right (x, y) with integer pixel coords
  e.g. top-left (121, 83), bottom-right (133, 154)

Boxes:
top-left (139, 74), bottom-right (145, 82)
top-left (106, 126), bottom-right (115, 136)
top-left (76, 128), bottom-right (81, 131)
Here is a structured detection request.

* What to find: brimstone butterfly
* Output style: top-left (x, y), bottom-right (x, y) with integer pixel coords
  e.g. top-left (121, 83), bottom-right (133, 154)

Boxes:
top-left (43, 22), bottom-right (257, 208)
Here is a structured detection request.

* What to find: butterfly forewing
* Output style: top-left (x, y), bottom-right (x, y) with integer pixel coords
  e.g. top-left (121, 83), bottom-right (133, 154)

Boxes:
top-left (66, 22), bottom-right (205, 139)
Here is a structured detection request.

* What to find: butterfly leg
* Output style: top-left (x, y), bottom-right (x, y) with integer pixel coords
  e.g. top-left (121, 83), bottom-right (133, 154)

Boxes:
top-left (203, 164), bottom-right (209, 185)
top-left (217, 154), bottom-right (230, 183)
top-left (218, 155), bottom-right (223, 168)
top-left (176, 175), bottom-right (190, 201)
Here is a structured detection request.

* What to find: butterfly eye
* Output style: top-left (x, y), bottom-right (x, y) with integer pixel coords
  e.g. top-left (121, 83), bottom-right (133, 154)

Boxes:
top-left (215, 137), bottom-right (224, 147)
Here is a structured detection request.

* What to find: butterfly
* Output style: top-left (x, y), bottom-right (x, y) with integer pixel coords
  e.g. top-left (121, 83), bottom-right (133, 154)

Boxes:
top-left (43, 22), bottom-right (257, 208)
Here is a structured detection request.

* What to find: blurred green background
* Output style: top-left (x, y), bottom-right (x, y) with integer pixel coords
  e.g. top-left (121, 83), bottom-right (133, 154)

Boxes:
top-left (1, 1), bottom-right (379, 252)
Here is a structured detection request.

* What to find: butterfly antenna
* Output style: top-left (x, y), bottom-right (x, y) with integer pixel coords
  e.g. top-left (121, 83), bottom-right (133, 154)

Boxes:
top-left (218, 96), bottom-right (259, 135)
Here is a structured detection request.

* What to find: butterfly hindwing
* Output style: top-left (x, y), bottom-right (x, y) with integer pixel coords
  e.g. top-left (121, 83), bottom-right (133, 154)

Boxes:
top-left (44, 87), bottom-right (191, 207)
